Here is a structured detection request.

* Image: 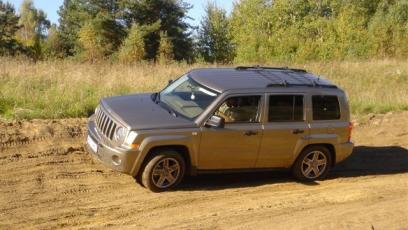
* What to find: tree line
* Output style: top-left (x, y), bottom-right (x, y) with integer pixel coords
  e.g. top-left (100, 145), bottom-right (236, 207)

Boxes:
top-left (1, 0), bottom-right (407, 63)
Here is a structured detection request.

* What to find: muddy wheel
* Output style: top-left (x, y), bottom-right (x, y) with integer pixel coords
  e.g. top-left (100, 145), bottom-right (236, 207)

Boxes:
top-left (292, 146), bottom-right (332, 182)
top-left (141, 150), bottom-right (185, 192)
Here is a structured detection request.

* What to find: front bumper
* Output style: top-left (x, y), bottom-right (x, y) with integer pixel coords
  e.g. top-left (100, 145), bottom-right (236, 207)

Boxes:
top-left (86, 116), bottom-right (139, 176)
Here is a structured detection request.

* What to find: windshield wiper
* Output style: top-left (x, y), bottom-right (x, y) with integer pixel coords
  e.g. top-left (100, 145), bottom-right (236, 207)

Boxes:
top-left (157, 99), bottom-right (178, 117)
top-left (167, 107), bottom-right (178, 117)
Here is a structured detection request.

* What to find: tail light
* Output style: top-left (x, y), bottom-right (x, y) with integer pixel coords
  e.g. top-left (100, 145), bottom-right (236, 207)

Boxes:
top-left (347, 122), bottom-right (353, 142)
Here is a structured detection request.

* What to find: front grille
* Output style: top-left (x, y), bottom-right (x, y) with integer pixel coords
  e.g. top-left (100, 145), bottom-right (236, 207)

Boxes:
top-left (95, 106), bottom-right (117, 140)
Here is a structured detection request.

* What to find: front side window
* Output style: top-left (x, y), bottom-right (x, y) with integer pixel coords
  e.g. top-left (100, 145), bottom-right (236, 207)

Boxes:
top-left (159, 75), bottom-right (219, 119)
top-left (214, 95), bottom-right (261, 123)
top-left (312, 95), bottom-right (340, 120)
top-left (268, 95), bottom-right (304, 122)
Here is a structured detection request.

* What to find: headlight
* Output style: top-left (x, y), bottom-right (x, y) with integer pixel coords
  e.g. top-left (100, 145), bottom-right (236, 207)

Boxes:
top-left (94, 106), bottom-right (99, 115)
top-left (124, 131), bottom-right (138, 148)
top-left (114, 127), bottom-right (127, 141)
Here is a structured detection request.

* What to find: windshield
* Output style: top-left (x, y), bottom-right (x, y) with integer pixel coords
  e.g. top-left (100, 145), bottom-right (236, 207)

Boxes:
top-left (159, 75), bottom-right (219, 119)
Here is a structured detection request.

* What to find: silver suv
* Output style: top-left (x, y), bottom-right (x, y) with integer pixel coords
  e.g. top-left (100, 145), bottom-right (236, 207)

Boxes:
top-left (86, 66), bottom-right (354, 192)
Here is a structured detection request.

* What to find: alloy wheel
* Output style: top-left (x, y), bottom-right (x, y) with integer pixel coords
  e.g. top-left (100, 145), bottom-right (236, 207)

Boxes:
top-left (301, 150), bottom-right (328, 179)
top-left (151, 158), bottom-right (181, 188)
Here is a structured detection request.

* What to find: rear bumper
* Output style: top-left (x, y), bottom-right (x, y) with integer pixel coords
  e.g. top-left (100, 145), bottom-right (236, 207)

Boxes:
top-left (335, 141), bottom-right (354, 164)
top-left (86, 115), bottom-right (139, 176)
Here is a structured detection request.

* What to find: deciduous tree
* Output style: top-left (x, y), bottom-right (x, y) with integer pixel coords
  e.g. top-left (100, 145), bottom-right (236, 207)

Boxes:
top-left (197, 1), bottom-right (235, 64)
top-left (15, 0), bottom-right (50, 59)
top-left (157, 31), bottom-right (174, 64)
top-left (43, 24), bottom-right (64, 58)
top-left (117, 23), bottom-right (145, 63)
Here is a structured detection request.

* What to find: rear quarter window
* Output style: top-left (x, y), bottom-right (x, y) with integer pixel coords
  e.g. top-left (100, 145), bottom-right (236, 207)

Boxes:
top-left (312, 95), bottom-right (340, 120)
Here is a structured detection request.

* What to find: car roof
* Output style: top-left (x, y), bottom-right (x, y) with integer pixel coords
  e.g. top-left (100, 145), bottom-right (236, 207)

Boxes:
top-left (188, 67), bottom-right (337, 93)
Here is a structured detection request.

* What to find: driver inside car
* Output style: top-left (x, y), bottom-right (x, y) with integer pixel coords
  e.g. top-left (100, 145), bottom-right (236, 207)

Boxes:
top-left (216, 97), bottom-right (250, 122)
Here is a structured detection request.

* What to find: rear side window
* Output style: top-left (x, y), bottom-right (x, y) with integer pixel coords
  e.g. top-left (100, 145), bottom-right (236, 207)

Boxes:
top-left (268, 95), bottom-right (304, 122)
top-left (312, 95), bottom-right (340, 120)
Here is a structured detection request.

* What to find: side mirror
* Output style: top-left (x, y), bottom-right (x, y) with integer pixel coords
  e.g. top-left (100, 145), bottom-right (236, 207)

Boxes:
top-left (168, 79), bottom-right (173, 85)
top-left (205, 115), bottom-right (225, 128)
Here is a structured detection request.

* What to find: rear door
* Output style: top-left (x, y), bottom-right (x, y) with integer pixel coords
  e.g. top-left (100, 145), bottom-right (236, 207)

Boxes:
top-left (256, 94), bottom-right (309, 168)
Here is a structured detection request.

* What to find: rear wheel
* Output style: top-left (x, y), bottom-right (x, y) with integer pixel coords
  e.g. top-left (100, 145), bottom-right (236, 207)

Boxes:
top-left (292, 146), bottom-right (332, 182)
top-left (141, 150), bottom-right (185, 192)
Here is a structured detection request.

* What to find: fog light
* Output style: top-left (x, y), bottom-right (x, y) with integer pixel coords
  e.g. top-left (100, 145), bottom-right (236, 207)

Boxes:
top-left (112, 155), bottom-right (122, 166)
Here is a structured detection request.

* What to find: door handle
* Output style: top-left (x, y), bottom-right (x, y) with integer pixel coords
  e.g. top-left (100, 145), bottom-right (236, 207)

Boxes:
top-left (292, 129), bottom-right (304, 134)
top-left (244, 130), bottom-right (258, 136)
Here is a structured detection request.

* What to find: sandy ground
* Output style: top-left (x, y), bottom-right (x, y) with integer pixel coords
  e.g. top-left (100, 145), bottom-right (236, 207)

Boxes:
top-left (0, 112), bottom-right (407, 229)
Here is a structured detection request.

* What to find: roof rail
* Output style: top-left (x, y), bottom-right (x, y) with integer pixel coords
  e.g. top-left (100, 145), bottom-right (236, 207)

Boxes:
top-left (235, 65), bottom-right (307, 73)
top-left (266, 83), bottom-right (337, 89)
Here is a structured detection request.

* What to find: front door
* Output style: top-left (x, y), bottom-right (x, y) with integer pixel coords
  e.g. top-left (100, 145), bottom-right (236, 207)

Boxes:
top-left (198, 95), bottom-right (263, 169)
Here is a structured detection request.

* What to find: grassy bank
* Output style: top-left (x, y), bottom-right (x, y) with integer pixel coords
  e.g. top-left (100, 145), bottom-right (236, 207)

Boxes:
top-left (0, 58), bottom-right (407, 119)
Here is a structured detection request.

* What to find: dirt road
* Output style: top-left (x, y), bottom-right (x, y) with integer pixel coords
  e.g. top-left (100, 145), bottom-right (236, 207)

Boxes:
top-left (1, 112), bottom-right (407, 229)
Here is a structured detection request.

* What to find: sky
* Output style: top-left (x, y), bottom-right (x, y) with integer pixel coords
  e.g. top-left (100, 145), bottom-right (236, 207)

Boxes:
top-left (7, 0), bottom-right (234, 27)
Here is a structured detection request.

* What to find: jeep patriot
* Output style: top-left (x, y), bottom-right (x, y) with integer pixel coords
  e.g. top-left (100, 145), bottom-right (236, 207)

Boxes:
top-left (86, 66), bottom-right (354, 192)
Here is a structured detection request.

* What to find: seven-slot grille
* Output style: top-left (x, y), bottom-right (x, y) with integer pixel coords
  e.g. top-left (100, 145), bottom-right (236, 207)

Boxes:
top-left (95, 106), bottom-right (118, 140)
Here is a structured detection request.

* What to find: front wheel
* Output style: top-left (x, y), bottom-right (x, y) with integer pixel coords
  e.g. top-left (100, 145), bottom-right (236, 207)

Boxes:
top-left (292, 146), bottom-right (332, 182)
top-left (141, 151), bottom-right (185, 192)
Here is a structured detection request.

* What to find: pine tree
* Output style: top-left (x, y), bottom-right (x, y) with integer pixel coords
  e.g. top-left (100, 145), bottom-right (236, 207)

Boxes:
top-left (78, 13), bottom-right (123, 61)
top-left (157, 31), bottom-right (174, 64)
top-left (57, 0), bottom-right (84, 56)
top-left (57, 0), bottom-right (192, 60)
top-left (58, 0), bottom-right (121, 57)
top-left (117, 23), bottom-right (145, 63)
top-left (118, 0), bottom-right (193, 61)
top-left (0, 1), bottom-right (21, 55)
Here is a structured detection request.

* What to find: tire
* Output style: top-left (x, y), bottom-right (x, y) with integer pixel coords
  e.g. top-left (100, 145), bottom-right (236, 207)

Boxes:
top-left (292, 145), bottom-right (332, 182)
top-left (141, 150), bottom-right (186, 192)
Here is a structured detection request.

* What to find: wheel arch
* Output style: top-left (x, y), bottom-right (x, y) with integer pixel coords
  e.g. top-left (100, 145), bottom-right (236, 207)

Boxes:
top-left (137, 145), bottom-right (192, 177)
top-left (294, 143), bottom-right (336, 167)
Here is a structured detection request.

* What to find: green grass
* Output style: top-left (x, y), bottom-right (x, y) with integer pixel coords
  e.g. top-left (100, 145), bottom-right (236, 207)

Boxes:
top-left (0, 57), bottom-right (407, 119)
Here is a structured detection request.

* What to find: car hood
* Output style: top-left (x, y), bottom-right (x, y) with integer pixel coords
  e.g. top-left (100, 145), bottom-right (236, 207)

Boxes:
top-left (100, 93), bottom-right (196, 130)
